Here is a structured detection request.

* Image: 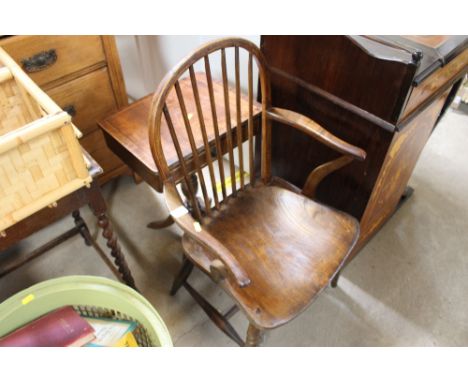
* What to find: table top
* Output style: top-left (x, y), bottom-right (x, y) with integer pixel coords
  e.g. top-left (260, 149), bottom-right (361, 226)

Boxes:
top-left (99, 73), bottom-right (262, 177)
top-left (374, 35), bottom-right (467, 84)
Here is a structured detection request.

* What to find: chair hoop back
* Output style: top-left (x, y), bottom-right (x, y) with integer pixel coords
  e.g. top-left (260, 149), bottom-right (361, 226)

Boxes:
top-left (148, 37), bottom-right (271, 221)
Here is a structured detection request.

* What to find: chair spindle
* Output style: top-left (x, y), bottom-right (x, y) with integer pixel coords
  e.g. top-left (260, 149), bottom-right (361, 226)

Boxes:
top-left (189, 66), bottom-right (220, 210)
top-left (163, 105), bottom-right (203, 221)
top-left (174, 80), bottom-right (212, 216)
top-left (204, 55), bottom-right (227, 201)
top-left (234, 46), bottom-right (244, 189)
top-left (221, 48), bottom-right (237, 196)
top-left (248, 52), bottom-right (255, 186)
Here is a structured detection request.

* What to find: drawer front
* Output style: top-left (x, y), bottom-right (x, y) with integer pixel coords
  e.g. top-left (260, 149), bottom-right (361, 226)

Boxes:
top-left (46, 67), bottom-right (118, 136)
top-left (80, 129), bottom-right (124, 176)
top-left (0, 35), bottom-right (106, 86)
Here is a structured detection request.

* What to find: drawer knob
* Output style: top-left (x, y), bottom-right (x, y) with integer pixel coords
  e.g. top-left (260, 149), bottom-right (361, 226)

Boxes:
top-left (63, 104), bottom-right (77, 117)
top-left (21, 49), bottom-right (57, 73)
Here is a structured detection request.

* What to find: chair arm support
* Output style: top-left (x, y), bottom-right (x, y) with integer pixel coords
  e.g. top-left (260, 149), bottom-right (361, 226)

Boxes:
top-left (163, 183), bottom-right (251, 288)
top-left (266, 107), bottom-right (366, 161)
top-left (302, 155), bottom-right (353, 199)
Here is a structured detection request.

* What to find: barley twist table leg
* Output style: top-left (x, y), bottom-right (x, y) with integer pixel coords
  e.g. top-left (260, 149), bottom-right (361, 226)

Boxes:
top-left (87, 182), bottom-right (137, 290)
top-left (95, 212), bottom-right (137, 290)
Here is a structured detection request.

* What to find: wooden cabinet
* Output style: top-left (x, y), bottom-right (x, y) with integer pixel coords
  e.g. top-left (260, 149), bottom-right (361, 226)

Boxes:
top-left (0, 35), bottom-right (129, 183)
top-left (261, 35), bottom-right (468, 261)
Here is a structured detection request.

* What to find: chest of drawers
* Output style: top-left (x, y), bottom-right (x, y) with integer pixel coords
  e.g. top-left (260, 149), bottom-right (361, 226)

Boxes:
top-left (0, 35), bottom-right (129, 183)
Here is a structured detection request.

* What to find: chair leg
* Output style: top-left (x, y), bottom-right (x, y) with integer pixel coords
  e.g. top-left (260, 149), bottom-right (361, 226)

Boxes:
top-left (183, 281), bottom-right (245, 346)
top-left (170, 257), bottom-right (194, 296)
top-left (245, 324), bottom-right (264, 347)
top-left (331, 271), bottom-right (340, 288)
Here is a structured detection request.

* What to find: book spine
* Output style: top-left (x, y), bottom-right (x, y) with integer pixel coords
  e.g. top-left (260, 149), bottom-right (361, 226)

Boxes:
top-left (0, 306), bottom-right (94, 347)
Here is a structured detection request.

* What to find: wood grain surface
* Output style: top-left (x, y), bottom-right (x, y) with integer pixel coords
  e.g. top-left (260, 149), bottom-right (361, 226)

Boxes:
top-left (148, 37), bottom-right (365, 344)
top-left (188, 184), bottom-right (359, 329)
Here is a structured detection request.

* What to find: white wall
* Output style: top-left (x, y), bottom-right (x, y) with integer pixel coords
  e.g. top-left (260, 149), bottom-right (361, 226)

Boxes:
top-left (115, 35), bottom-right (260, 100)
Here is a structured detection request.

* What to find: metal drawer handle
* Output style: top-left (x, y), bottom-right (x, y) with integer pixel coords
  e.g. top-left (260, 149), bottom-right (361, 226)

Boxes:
top-left (21, 49), bottom-right (57, 73)
top-left (63, 104), bottom-right (77, 117)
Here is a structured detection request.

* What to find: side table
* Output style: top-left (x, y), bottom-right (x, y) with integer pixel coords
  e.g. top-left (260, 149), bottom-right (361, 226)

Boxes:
top-left (0, 152), bottom-right (137, 290)
top-left (99, 74), bottom-right (261, 229)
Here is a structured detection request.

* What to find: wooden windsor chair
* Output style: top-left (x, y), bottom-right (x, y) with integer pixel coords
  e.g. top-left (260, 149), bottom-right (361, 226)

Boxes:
top-left (148, 37), bottom-right (366, 346)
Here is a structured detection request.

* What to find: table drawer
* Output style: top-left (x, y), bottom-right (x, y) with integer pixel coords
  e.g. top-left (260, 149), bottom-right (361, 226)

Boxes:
top-left (0, 35), bottom-right (106, 86)
top-left (46, 67), bottom-right (118, 136)
top-left (80, 129), bottom-right (124, 176)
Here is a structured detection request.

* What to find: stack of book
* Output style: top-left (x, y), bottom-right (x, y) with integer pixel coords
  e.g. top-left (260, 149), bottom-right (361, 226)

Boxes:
top-left (0, 306), bottom-right (139, 347)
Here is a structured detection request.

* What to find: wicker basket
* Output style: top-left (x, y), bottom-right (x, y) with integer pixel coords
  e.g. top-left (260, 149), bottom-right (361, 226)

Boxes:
top-left (0, 47), bottom-right (91, 233)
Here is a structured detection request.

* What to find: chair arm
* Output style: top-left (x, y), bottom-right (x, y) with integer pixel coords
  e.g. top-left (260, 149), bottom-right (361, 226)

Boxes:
top-left (302, 155), bottom-right (353, 199)
top-left (163, 182), bottom-right (251, 288)
top-left (266, 107), bottom-right (366, 161)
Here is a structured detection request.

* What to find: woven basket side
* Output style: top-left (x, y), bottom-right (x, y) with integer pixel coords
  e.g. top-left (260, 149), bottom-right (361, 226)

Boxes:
top-left (0, 53), bottom-right (92, 233)
top-left (0, 77), bottom-right (36, 136)
top-left (0, 128), bottom-right (79, 229)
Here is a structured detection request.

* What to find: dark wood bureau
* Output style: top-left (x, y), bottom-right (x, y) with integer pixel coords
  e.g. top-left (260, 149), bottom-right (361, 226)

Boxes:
top-left (0, 35), bottom-right (129, 183)
top-left (261, 35), bottom-right (468, 262)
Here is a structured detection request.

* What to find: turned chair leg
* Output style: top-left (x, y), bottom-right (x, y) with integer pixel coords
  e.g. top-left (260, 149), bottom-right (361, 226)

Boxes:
top-left (331, 271), bottom-right (340, 288)
top-left (170, 256), bottom-right (194, 296)
top-left (246, 324), bottom-right (264, 347)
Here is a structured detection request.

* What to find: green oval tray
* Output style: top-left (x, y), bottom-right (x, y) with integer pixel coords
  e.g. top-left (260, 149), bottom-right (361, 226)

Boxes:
top-left (0, 275), bottom-right (172, 347)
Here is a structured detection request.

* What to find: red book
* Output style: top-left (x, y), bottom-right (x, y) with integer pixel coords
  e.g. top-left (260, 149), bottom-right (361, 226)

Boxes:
top-left (0, 306), bottom-right (95, 347)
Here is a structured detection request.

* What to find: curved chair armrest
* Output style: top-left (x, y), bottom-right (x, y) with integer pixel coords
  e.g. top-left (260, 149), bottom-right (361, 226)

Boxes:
top-left (163, 182), bottom-right (251, 288)
top-left (266, 107), bottom-right (366, 161)
top-left (302, 155), bottom-right (353, 199)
